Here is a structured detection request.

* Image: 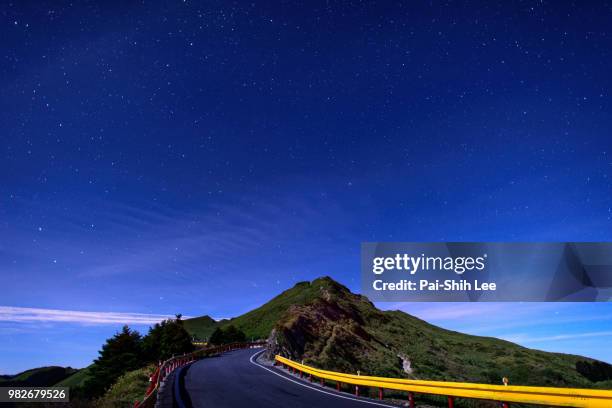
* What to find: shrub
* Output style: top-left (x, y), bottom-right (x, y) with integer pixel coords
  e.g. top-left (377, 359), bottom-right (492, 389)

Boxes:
top-left (209, 325), bottom-right (247, 345)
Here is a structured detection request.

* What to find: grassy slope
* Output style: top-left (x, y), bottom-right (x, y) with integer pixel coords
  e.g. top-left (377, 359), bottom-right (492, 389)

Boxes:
top-left (277, 278), bottom-right (607, 387)
top-left (223, 281), bottom-right (331, 339)
top-left (182, 315), bottom-right (220, 340)
top-left (0, 366), bottom-right (77, 387)
top-left (187, 276), bottom-right (610, 388)
top-left (93, 364), bottom-right (154, 408)
top-left (340, 295), bottom-right (589, 386)
top-left (184, 281), bottom-right (327, 340)
top-left (54, 364), bottom-right (93, 388)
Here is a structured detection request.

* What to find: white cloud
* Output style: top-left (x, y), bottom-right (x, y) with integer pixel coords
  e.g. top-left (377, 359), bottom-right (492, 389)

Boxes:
top-left (384, 302), bottom-right (563, 323)
top-left (0, 306), bottom-right (179, 325)
top-left (502, 331), bottom-right (612, 344)
top-left (388, 303), bottom-right (508, 320)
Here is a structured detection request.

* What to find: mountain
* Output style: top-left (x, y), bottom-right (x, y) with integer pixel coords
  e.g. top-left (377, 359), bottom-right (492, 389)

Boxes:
top-left (185, 279), bottom-right (347, 341)
top-left (185, 276), bottom-right (612, 388)
top-left (183, 315), bottom-right (221, 340)
top-left (0, 366), bottom-right (77, 387)
top-left (54, 365), bottom-right (93, 388)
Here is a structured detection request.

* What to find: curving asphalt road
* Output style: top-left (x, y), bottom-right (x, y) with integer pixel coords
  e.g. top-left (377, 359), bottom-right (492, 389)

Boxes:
top-left (182, 348), bottom-right (396, 408)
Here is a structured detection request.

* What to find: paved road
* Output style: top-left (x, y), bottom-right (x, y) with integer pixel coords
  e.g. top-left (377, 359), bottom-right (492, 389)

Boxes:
top-left (183, 348), bottom-right (395, 408)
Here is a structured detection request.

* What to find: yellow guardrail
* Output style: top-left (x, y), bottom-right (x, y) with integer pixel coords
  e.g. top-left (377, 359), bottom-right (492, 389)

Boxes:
top-left (275, 355), bottom-right (612, 407)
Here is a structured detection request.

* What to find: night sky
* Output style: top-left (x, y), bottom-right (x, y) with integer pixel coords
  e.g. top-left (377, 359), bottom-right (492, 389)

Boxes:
top-left (2, 1), bottom-right (612, 373)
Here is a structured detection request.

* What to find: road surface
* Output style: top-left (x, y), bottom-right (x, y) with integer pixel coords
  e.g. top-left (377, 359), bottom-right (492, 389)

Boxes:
top-left (182, 348), bottom-right (396, 408)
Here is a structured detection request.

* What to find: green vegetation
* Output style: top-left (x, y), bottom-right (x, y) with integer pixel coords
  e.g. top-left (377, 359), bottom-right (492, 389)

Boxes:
top-left (83, 325), bottom-right (144, 397)
top-left (186, 276), bottom-right (612, 389)
top-left (594, 380), bottom-right (612, 389)
top-left (0, 366), bottom-right (77, 387)
top-left (225, 280), bottom-right (334, 339)
top-left (76, 315), bottom-right (193, 401)
top-left (142, 314), bottom-right (195, 361)
top-left (272, 278), bottom-right (612, 388)
top-left (92, 364), bottom-right (155, 408)
top-left (576, 360), bottom-right (612, 382)
top-left (183, 315), bottom-right (220, 340)
top-left (209, 325), bottom-right (246, 345)
top-left (184, 280), bottom-right (342, 340)
top-left (13, 276), bottom-right (610, 408)
top-left (54, 365), bottom-right (93, 388)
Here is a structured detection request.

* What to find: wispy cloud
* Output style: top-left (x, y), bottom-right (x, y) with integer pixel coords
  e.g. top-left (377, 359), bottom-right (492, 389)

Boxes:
top-left (502, 331), bottom-right (612, 344)
top-left (4, 194), bottom-right (347, 283)
top-left (387, 302), bottom-right (612, 334)
top-left (389, 302), bottom-right (511, 321)
top-left (386, 302), bottom-right (571, 327)
top-left (0, 306), bottom-right (178, 325)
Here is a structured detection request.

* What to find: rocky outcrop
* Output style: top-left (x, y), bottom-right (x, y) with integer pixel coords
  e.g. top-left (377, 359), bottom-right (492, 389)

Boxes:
top-left (265, 278), bottom-right (606, 387)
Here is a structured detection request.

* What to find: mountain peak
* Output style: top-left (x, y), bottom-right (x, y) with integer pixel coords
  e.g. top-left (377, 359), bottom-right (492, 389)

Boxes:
top-left (290, 276), bottom-right (348, 292)
top-left (185, 277), bottom-right (610, 387)
top-left (310, 276), bottom-right (351, 291)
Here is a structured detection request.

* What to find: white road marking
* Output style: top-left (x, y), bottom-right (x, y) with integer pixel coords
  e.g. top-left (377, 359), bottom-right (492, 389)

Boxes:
top-left (248, 350), bottom-right (396, 407)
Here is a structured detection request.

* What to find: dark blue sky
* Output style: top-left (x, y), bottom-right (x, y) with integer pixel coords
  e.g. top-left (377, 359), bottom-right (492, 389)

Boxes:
top-left (1, 1), bottom-right (612, 372)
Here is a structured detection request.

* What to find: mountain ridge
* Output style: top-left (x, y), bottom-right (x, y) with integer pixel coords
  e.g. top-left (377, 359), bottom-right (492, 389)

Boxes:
top-left (0, 366), bottom-right (77, 387)
top-left (185, 276), bottom-right (612, 388)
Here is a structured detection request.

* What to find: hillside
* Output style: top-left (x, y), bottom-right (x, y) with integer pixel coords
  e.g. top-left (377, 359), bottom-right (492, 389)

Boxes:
top-left (93, 364), bottom-right (154, 408)
top-left (183, 315), bottom-right (220, 340)
top-left (184, 280), bottom-right (332, 340)
top-left (54, 365), bottom-right (93, 388)
top-left (0, 366), bottom-right (77, 387)
top-left (186, 277), bottom-right (612, 388)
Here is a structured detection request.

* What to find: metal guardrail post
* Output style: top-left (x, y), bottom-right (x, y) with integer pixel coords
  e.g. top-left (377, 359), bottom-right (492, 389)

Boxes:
top-left (408, 391), bottom-right (415, 408)
top-left (448, 396), bottom-right (454, 408)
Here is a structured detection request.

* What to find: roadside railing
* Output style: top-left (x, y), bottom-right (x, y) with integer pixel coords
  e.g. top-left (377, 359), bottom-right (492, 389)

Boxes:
top-left (275, 355), bottom-right (612, 408)
top-left (135, 341), bottom-right (265, 408)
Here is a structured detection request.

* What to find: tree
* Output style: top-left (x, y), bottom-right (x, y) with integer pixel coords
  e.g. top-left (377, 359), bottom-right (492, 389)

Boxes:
top-left (208, 325), bottom-right (246, 345)
top-left (223, 325), bottom-right (246, 343)
top-left (159, 315), bottom-right (194, 359)
top-left (83, 325), bottom-right (143, 397)
top-left (142, 315), bottom-right (194, 362)
top-left (209, 327), bottom-right (225, 345)
top-left (576, 360), bottom-right (612, 382)
top-left (141, 321), bottom-right (165, 362)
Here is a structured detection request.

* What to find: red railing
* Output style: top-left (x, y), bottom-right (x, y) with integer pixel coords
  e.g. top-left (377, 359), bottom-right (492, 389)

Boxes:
top-left (134, 342), bottom-right (265, 408)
